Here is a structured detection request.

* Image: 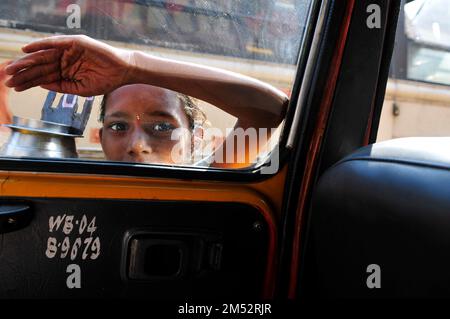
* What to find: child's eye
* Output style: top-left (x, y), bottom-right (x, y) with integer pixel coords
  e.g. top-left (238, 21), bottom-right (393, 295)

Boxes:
top-left (108, 122), bottom-right (128, 131)
top-left (153, 122), bottom-right (176, 132)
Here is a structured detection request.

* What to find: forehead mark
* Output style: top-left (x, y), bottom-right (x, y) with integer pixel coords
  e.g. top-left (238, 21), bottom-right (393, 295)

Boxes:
top-left (105, 85), bottom-right (190, 127)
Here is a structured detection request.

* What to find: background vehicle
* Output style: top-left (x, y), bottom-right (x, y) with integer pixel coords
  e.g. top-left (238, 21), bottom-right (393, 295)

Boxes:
top-left (378, 0), bottom-right (450, 142)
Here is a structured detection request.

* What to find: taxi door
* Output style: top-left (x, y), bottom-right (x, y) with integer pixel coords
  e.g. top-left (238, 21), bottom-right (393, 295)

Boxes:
top-left (0, 0), bottom-right (399, 300)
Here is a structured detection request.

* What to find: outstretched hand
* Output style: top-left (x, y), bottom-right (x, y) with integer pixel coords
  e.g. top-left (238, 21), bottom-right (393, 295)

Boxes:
top-left (4, 35), bottom-right (135, 97)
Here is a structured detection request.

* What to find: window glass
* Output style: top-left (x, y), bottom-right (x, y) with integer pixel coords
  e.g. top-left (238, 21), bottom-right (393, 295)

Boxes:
top-left (377, 0), bottom-right (450, 142)
top-left (0, 0), bottom-right (313, 171)
top-left (404, 0), bottom-right (450, 85)
top-left (407, 42), bottom-right (450, 85)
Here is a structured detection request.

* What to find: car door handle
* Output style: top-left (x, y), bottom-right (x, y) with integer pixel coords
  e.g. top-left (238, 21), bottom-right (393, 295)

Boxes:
top-left (0, 203), bottom-right (33, 234)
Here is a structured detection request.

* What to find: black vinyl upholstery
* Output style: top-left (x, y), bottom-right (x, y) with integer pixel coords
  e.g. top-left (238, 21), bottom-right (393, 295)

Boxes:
top-left (303, 137), bottom-right (450, 298)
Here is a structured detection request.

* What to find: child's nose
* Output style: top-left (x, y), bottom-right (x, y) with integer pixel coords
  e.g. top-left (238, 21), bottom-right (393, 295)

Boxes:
top-left (127, 131), bottom-right (152, 156)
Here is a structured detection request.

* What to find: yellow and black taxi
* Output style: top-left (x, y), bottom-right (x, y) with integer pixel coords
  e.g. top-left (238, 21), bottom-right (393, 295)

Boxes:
top-left (0, 0), bottom-right (449, 305)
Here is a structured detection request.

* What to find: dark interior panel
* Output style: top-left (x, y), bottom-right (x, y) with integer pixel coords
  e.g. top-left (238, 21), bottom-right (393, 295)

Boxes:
top-left (0, 199), bottom-right (269, 298)
top-left (302, 137), bottom-right (450, 298)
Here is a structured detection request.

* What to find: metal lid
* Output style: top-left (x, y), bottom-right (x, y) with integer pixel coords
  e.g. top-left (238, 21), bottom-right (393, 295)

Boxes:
top-left (3, 116), bottom-right (83, 137)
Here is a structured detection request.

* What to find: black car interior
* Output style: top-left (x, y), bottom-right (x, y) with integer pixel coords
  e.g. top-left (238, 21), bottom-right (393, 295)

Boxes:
top-left (301, 137), bottom-right (450, 298)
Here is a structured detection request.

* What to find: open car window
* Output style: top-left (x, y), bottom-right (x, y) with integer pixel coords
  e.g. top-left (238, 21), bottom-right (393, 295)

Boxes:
top-left (0, 0), bottom-right (313, 173)
top-left (376, 0), bottom-right (450, 143)
top-left (404, 0), bottom-right (450, 85)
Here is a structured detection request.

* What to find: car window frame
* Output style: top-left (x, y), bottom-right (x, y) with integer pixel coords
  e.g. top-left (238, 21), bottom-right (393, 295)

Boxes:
top-left (0, 0), bottom-right (320, 181)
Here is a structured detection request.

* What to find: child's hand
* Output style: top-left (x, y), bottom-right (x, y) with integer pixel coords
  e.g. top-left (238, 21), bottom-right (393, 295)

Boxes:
top-left (4, 35), bottom-right (134, 97)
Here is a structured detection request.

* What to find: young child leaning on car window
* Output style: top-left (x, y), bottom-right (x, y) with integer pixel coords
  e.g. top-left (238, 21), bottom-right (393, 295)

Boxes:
top-left (3, 35), bottom-right (288, 168)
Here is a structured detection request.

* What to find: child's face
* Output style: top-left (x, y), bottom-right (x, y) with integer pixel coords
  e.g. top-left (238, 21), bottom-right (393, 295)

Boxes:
top-left (100, 84), bottom-right (191, 164)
